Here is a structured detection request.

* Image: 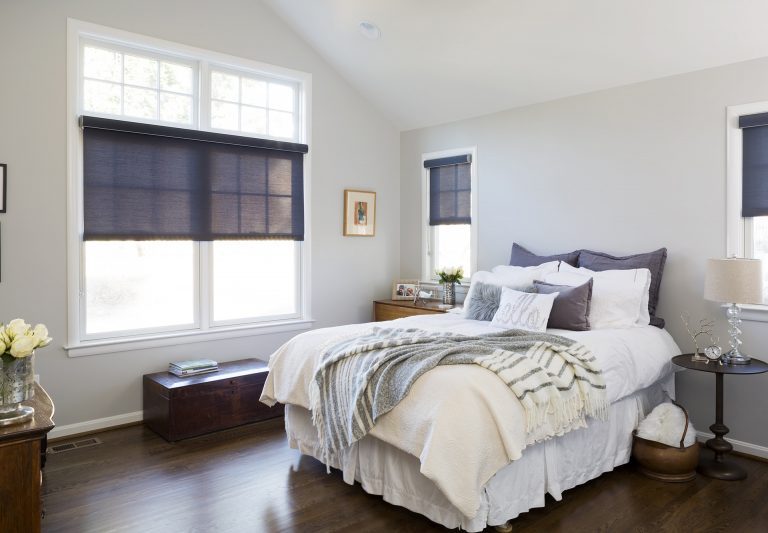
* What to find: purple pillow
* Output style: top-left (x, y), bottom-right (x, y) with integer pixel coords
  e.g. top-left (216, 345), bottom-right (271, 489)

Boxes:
top-left (533, 279), bottom-right (592, 331)
top-left (578, 248), bottom-right (667, 328)
top-left (509, 243), bottom-right (579, 268)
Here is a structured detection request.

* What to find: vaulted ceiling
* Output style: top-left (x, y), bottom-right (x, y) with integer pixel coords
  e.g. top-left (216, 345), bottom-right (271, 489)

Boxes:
top-left (264, 0), bottom-right (768, 131)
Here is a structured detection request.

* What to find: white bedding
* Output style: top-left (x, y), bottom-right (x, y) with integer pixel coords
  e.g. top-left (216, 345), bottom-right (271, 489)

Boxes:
top-left (261, 313), bottom-right (680, 519)
top-left (285, 378), bottom-right (670, 531)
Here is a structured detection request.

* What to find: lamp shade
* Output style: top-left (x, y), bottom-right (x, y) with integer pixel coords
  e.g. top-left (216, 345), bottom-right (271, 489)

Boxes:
top-left (704, 258), bottom-right (764, 304)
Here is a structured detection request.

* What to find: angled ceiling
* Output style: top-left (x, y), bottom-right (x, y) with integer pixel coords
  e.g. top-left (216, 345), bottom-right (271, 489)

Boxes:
top-left (264, 0), bottom-right (768, 131)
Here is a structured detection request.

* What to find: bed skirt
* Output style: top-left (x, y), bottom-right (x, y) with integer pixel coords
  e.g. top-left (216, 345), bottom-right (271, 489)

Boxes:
top-left (284, 374), bottom-right (673, 532)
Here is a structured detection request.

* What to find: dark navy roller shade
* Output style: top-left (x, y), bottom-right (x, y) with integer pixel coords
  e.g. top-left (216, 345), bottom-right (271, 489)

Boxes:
top-left (424, 154), bottom-right (472, 226)
top-left (81, 116), bottom-right (307, 241)
top-left (740, 113), bottom-right (768, 217)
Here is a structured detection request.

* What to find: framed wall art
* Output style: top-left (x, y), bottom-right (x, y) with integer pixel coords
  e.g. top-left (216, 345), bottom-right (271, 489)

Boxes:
top-left (0, 163), bottom-right (6, 213)
top-left (392, 279), bottom-right (419, 300)
top-left (343, 189), bottom-right (376, 237)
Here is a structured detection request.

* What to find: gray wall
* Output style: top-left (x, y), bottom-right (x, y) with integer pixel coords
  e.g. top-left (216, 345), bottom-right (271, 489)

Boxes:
top-left (401, 57), bottom-right (768, 450)
top-left (0, 0), bottom-right (400, 428)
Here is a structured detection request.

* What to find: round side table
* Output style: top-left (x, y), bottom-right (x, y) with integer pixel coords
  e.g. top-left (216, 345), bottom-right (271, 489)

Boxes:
top-left (672, 354), bottom-right (768, 480)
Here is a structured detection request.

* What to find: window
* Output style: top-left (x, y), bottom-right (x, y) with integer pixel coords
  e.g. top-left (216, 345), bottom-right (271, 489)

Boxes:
top-left (422, 148), bottom-right (477, 281)
top-left (726, 102), bottom-right (768, 310)
top-left (67, 21), bottom-right (311, 354)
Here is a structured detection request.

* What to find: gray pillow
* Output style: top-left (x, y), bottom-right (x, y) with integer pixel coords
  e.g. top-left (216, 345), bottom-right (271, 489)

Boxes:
top-left (533, 279), bottom-right (593, 331)
top-left (509, 243), bottom-right (579, 267)
top-left (464, 282), bottom-right (502, 321)
top-left (578, 248), bottom-right (667, 328)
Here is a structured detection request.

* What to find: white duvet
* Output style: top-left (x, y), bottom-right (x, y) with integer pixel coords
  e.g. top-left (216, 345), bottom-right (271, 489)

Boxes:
top-left (260, 313), bottom-right (680, 519)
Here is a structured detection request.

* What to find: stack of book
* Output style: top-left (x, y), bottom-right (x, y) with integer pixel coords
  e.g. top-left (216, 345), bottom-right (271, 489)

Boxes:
top-left (169, 359), bottom-right (219, 377)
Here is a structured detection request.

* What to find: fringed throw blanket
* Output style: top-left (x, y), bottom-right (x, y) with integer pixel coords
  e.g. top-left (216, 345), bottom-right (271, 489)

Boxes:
top-left (309, 327), bottom-right (607, 464)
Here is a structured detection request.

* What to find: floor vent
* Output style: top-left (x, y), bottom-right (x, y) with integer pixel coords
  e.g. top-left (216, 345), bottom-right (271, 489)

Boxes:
top-left (49, 437), bottom-right (102, 454)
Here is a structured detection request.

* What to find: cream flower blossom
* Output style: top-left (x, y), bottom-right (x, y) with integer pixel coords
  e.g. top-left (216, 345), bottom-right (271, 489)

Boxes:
top-left (9, 335), bottom-right (36, 358)
top-left (7, 319), bottom-right (30, 340)
top-left (1, 319), bottom-right (52, 358)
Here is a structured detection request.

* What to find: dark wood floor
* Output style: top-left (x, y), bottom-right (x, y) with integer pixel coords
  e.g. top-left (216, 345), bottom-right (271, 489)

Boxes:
top-left (42, 419), bottom-right (768, 532)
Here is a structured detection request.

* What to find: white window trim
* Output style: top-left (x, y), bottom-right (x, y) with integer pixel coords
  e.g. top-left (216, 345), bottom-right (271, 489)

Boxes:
top-left (66, 19), bottom-right (314, 356)
top-left (420, 146), bottom-right (478, 283)
top-left (726, 101), bottom-right (768, 322)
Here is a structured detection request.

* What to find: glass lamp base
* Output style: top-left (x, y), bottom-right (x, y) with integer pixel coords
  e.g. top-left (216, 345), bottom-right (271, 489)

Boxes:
top-left (722, 351), bottom-right (751, 365)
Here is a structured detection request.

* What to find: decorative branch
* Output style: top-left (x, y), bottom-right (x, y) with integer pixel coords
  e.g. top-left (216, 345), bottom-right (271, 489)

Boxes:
top-left (680, 313), bottom-right (715, 356)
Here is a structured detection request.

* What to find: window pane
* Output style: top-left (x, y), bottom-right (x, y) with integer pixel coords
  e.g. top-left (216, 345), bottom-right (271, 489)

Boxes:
top-left (124, 86), bottom-right (158, 119)
top-left (211, 71), bottom-right (240, 102)
top-left (160, 62), bottom-right (193, 94)
top-left (160, 92), bottom-right (193, 124)
top-left (269, 83), bottom-right (294, 112)
top-left (242, 78), bottom-right (267, 106)
top-left (124, 54), bottom-right (158, 88)
top-left (83, 46), bottom-right (122, 82)
top-left (752, 217), bottom-right (768, 302)
top-left (212, 241), bottom-right (297, 321)
top-left (434, 224), bottom-right (471, 278)
top-left (268, 110), bottom-right (294, 139)
top-left (241, 105), bottom-right (267, 134)
top-left (84, 241), bottom-right (195, 334)
top-left (211, 100), bottom-right (239, 130)
top-left (83, 79), bottom-right (122, 115)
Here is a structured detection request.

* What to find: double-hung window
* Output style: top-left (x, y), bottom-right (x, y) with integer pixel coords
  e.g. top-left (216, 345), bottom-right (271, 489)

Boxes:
top-left (68, 21), bottom-right (311, 354)
top-left (726, 102), bottom-right (768, 310)
top-left (422, 148), bottom-right (477, 282)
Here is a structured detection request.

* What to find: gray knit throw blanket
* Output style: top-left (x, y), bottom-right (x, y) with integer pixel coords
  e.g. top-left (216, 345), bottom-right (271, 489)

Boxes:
top-left (309, 327), bottom-right (607, 464)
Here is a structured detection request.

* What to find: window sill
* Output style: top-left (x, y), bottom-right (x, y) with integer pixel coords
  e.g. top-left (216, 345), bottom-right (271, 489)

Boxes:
top-left (65, 318), bottom-right (315, 358)
top-left (734, 304), bottom-right (768, 323)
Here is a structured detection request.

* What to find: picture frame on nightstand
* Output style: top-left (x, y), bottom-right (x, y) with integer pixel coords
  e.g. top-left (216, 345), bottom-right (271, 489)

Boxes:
top-left (392, 279), bottom-right (419, 300)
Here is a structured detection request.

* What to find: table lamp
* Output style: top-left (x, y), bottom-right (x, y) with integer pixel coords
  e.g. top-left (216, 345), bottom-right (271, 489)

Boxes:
top-left (704, 258), bottom-right (764, 364)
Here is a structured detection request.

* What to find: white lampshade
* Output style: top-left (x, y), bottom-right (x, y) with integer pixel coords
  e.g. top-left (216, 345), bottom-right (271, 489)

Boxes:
top-left (704, 258), bottom-right (764, 304)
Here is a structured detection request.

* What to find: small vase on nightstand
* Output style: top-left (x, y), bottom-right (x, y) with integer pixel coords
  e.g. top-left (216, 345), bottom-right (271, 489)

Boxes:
top-left (443, 282), bottom-right (456, 305)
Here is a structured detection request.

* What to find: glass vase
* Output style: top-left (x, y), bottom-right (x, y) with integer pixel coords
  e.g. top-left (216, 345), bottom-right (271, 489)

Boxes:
top-left (0, 352), bottom-right (36, 426)
top-left (443, 282), bottom-right (456, 306)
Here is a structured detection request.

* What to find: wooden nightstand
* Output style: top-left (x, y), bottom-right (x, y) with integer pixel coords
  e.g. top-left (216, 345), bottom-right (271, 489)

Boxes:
top-left (373, 299), bottom-right (458, 321)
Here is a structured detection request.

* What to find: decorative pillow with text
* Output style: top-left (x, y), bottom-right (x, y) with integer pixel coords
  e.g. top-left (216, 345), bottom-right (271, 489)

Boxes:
top-left (490, 287), bottom-right (559, 332)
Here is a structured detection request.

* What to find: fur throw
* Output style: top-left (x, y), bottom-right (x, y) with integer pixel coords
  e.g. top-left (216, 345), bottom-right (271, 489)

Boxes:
top-left (637, 402), bottom-right (696, 447)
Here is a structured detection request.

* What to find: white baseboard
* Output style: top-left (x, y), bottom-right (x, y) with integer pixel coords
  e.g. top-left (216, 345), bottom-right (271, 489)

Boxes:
top-left (49, 410), bottom-right (143, 440)
top-left (697, 431), bottom-right (768, 460)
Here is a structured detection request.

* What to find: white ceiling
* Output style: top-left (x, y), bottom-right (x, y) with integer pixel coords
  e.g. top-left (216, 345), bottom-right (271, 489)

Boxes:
top-left (264, 0), bottom-right (768, 131)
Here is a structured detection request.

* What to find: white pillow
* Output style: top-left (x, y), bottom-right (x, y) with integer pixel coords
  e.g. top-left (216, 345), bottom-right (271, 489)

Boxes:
top-left (490, 287), bottom-right (559, 332)
top-left (543, 264), bottom-right (651, 328)
top-left (463, 261), bottom-right (560, 318)
top-left (491, 261), bottom-right (560, 285)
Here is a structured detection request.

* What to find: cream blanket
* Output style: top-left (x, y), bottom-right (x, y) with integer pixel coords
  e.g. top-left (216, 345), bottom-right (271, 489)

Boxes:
top-left (310, 327), bottom-right (607, 467)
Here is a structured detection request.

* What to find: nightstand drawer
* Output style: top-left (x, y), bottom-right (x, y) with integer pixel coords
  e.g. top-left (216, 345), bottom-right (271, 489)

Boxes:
top-left (373, 300), bottom-right (457, 321)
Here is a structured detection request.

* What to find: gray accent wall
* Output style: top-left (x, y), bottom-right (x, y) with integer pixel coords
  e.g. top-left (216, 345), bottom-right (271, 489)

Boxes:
top-left (401, 57), bottom-right (768, 451)
top-left (0, 1), bottom-right (399, 428)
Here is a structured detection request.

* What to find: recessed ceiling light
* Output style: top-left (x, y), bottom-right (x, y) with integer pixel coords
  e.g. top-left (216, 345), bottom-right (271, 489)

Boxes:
top-left (359, 21), bottom-right (381, 40)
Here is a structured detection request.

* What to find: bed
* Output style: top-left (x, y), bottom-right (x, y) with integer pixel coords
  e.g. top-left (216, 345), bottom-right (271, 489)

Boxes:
top-left (260, 310), bottom-right (680, 531)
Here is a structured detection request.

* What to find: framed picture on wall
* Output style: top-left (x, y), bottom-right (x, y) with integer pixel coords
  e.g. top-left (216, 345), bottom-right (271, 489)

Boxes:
top-left (343, 189), bottom-right (376, 237)
top-left (392, 279), bottom-right (419, 300)
top-left (0, 164), bottom-right (6, 213)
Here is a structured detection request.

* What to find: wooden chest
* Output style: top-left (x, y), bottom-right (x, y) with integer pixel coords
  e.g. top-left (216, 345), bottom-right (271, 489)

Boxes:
top-left (142, 358), bottom-right (283, 441)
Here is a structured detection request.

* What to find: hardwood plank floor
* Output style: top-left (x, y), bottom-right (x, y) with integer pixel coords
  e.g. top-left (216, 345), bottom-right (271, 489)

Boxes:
top-left (42, 420), bottom-right (768, 532)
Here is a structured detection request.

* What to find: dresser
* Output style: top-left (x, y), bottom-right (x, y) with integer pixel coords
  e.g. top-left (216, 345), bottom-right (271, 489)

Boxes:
top-left (373, 299), bottom-right (457, 321)
top-left (0, 383), bottom-right (55, 533)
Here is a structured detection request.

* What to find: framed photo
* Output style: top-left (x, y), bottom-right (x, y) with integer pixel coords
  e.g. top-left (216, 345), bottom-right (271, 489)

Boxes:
top-left (343, 189), bottom-right (376, 237)
top-left (0, 164), bottom-right (6, 213)
top-left (392, 279), bottom-right (419, 300)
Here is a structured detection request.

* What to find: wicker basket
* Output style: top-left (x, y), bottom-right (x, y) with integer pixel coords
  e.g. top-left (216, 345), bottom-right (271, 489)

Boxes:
top-left (631, 400), bottom-right (699, 482)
